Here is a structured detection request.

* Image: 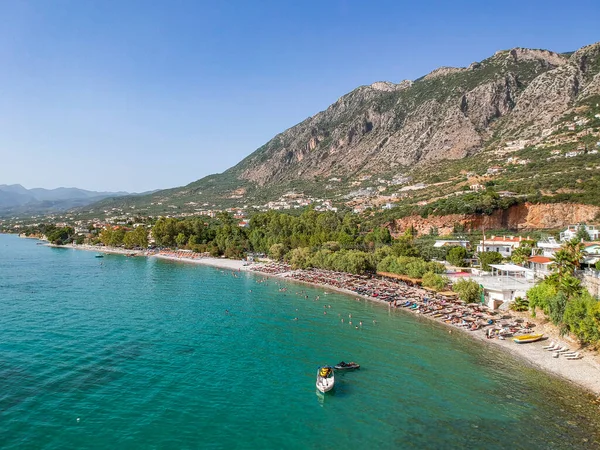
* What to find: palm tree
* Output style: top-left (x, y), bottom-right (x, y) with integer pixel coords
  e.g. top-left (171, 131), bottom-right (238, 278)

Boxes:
top-left (551, 249), bottom-right (576, 275)
top-left (558, 274), bottom-right (582, 299)
top-left (563, 239), bottom-right (585, 270)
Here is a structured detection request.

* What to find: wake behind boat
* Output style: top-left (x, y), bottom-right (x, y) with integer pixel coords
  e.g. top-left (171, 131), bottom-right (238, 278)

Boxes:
top-left (316, 366), bottom-right (335, 393)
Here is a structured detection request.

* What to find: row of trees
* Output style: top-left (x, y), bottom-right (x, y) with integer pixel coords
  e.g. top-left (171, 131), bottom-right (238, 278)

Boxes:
top-left (527, 239), bottom-right (600, 347)
top-left (98, 226), bottom-right (149, 249)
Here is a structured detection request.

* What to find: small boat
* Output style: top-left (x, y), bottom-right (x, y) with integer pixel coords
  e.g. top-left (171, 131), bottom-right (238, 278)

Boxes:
top-left (316, 366), bottom-right (335, 393)
top-left (95, 254), bottom-right (104, 258)
top-left (513, 333), bottom-right (544, 344)
top-left (334, 361), bottom-right (360, 370)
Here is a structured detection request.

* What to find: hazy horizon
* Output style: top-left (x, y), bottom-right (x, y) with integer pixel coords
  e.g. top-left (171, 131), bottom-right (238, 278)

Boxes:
top-left (1, 0), bottom-right (599, 193)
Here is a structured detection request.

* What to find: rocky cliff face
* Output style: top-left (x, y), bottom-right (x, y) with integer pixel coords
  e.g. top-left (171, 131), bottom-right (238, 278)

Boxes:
top-left (389, 203), bottom-right (600, 236)
top-left (230, 42), bottom-right (600, 186)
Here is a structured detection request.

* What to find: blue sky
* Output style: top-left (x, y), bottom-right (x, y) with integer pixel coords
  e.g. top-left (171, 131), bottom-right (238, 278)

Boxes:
top-left (0, 0), bottom-right (599, 192)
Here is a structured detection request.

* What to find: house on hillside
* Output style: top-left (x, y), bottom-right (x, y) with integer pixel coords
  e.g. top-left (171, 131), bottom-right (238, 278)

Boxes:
top-left (534, 237), bottom-right (561, 257)
top-left (528, 256), bottom-right (553, 278)
top-left (476, 235), bottom-right (529, 257)
top-left (434, 240), bottom-right (470, 248)
top-left (565, 150), bottom-right (583, 158)
top-left (486, 166), bottom-right (504, 175)
top-left (560, 224), bottom-right (600, 241)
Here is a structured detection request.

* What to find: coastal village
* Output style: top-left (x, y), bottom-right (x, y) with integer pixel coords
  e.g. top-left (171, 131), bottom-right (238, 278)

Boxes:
top-left (6, 8), bottom-right (600, 447)
top-left (6, 211), bottom-right (600, 316)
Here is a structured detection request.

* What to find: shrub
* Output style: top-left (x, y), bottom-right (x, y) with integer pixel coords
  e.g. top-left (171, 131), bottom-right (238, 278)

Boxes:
top-left (422, 271), bottom-right (448, 292)
top-left (563, 292), bottom-right (600, 347)
top-left (452, 279), bottom-right (482, 304)
top-left (510, 296), bottom-right (529, 312)
top-left (526, 281), bottom-right (557, 317)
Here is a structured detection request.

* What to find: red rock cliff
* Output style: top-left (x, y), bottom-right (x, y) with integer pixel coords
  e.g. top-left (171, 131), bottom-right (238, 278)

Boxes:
top-left (389, 203), bottom-right (600, 236)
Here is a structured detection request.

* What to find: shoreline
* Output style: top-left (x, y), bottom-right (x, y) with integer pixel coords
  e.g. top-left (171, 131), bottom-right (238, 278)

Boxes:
top-left (247, 263), bottom-right (600, 397)
top-left (41, 242), bottom-right (600, 397)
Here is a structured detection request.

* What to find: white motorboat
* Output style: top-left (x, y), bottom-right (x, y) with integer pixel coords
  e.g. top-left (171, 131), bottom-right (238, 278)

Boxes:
top-left (316, 366), bottom-right (335, 393)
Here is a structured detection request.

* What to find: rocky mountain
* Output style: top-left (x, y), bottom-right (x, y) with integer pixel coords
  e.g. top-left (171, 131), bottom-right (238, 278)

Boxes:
top-left (0, 184), bottom-right (130, 216)
top-left (82, 41), bottom-right (600, 218)
top-left (231, 44), bottom-right (599, 186)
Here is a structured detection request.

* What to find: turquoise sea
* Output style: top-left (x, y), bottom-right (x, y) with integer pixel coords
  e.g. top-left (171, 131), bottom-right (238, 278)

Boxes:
top-left (1, 233), bottom-right (599, 449)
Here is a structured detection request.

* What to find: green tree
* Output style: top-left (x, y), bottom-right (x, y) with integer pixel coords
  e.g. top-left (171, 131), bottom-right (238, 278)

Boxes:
top-left (364, 227), bottom-right (392, 249)
top-left (527, 280), bottom-right (557, 317)
top-left (551, 239), bottom-right (585, 275)
top-left (452, 279), bottom-right (482, 304)
top-left (46, 226), bottom-right (75, 245)
top-left (286, 247), bottom-right (312, 270)
top-left (175, 232), bottom-right (187, 248)
top-left (478, 251), bottom-right (503, 271)
top-left (575, 224), bottom-right (591, 242)
top-left (447, 246), bottom-right (468, 267)
top-left (269, 243), bottom-right (287, 261)
top-left (558, 273), bottom-right (582, 299)
top-left (510, 246), bottom-right (532, 265)
top-left (123, 226), bottom-right (148, 249)
top-left (422, 271), bottom-right (448, 291)
top-left (563, 291), bottom-right (600, 346)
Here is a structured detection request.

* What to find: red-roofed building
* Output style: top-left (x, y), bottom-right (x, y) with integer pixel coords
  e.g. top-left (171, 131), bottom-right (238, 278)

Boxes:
top-left (476, 235), bottom-right (529, 257)
top-left (528, 256), bottom-right (553, 278)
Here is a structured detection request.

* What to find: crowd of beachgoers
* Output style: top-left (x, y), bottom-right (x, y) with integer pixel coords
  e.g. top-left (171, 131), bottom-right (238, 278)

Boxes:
top-left (248, 262), bottom-right (539, 338)
top-left (156, 250), bottom-right (211, 259)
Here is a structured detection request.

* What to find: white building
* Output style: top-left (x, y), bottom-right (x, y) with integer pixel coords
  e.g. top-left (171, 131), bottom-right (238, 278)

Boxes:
top-left (560, 224), bottom-right (600, 242)
top-left (528, 256), bottom-right (553, 278)
top-left (434, 240), bottom-right (470, 248)
top-left (534, 237), bottom-right (561, 257)
top-left (476, 235), bottom-right (528, 257)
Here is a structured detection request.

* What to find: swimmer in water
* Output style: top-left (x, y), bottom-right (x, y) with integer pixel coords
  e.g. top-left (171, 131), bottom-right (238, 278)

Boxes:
top-left (323, 311), bottom-right (327, 315)
top-left (341, 318), bottom-right (344, 323)
top-left (359, 321), bottom-right (363, 326)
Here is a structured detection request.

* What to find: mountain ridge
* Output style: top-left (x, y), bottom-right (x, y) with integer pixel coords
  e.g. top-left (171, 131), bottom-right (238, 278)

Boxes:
top-left (77, 41), bottom-right (600, 218)
top-left (0, 184), bottom-right (132, 216)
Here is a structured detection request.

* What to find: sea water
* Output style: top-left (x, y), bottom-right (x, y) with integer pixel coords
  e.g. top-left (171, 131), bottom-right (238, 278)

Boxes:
top-left (1, 233), bottom-right (599, 449)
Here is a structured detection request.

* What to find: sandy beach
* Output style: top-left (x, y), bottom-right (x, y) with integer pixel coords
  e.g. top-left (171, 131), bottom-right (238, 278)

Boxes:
top-left (153, 253), bottom-right (249, 271)
top-left (47, 243), bottom-right (150, 256)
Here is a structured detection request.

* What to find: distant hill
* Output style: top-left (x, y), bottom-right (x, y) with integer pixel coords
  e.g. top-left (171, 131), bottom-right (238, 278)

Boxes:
top-left (0, 184), bottom-right (130, 216)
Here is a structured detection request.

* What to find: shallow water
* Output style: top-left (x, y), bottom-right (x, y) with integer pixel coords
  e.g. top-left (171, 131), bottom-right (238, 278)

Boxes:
top-left (1, 234), bottom-right (599, 449)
